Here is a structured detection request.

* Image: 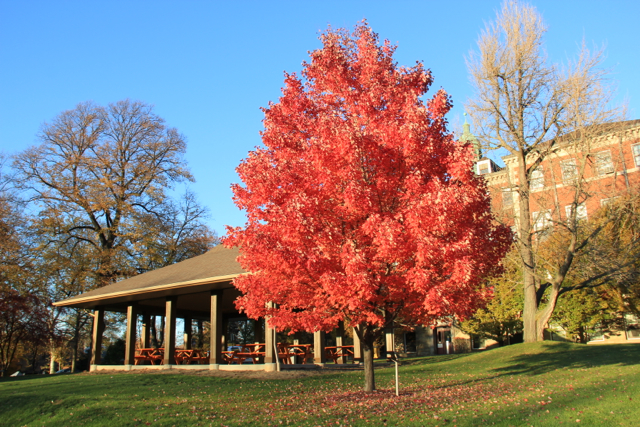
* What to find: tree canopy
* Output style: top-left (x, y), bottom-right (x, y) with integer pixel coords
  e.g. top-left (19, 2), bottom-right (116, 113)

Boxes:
top-left (13, 99), bottom-right (214, 288)
top-left (7, 100), bottom-right (217, 374)
top-left (466, 0), bottom-right (627, 342)
top-left (226, 22), bottom-right (511, 391)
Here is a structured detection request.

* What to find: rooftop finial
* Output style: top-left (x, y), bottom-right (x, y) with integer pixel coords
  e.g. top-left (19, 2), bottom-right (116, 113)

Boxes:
top-left (460, 112), bottom-right (481, 160)
top-left (463, 112), bottom-right (471, 135)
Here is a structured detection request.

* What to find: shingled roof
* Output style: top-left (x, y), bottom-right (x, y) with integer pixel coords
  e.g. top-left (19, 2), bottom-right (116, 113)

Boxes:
top-left (53, 245), bottom-right (245, 310)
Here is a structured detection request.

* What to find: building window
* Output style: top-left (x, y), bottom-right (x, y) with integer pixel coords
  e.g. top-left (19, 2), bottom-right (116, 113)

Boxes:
top-left (594, 151), bottom-right (614, 176)
top-left (502, 188), bottom-right (514, 208)
top-left (561, 159), bottom-right (578, 184)
top-left (532, 210), bottom-right (552, 234)
top-left (478, 160), bottom-right (490, 175)
top-left (565, 203), bottom-right (587, 222)
top-left (601, 197), bottom-right (620, 207)
top-left (530, 166), bottom-right (544, 191)
top-left (471, 335), bottom-right (485, 350)
top-left (633, 144), bottom-right (640, 168)
top-left (587, 326), bottom-right (605, 342)
top-left (626, 314), bottom-right (640, 340)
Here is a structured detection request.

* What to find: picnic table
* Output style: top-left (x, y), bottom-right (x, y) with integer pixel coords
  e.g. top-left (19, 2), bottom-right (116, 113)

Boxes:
top-left (221, 350), bottom-right (247, 364)
top-left (238, 344), bottom-right (266, 364)
top-left (284, 344), bottom-right (313, 364)
top-left (134, 348), bottom-right (164, 365)
top-left (135, 348), bottom-right (211, 365)
top-left (324, 345), bottom-right (354, 363)
top-left (175, 349), bottom-right (209, 365)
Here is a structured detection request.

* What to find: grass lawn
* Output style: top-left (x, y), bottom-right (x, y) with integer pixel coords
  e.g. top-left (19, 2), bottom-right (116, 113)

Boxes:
top-left (1, 341), bottom-right (638, 426)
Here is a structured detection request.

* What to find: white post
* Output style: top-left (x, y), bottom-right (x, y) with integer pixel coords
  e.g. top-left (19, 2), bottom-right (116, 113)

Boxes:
top-left (273, 327), bottom-right (280, 372)
top-left (395, 359), bottom-right (399, 397)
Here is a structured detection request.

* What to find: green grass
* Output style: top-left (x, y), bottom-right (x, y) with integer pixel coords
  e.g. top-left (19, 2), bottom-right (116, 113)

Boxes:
top-left (1, 342), bottom-right (638, 426)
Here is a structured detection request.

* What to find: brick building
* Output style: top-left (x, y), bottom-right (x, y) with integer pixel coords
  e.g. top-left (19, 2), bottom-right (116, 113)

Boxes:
top-left (473, 119), bottom-right (640, 230)
top-left (467, 119), bottom-right (640, 345)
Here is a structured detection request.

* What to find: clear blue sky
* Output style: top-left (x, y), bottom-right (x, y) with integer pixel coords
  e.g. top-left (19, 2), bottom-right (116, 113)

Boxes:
top-left (1, 0), bottom-right (638, 237)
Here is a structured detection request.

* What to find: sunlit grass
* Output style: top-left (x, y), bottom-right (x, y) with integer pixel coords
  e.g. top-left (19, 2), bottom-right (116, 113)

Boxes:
top-left (1, 341), bottom-right (638, 426)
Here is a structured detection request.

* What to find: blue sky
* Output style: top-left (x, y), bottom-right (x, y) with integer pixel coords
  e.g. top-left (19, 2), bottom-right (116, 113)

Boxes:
top-left (1, 0), bottom-right (638, 237)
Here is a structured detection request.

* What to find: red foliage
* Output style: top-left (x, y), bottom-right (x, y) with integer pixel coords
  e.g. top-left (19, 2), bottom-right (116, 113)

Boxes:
top-left (0, 288), bottom-right (49, 375)
top-left (225, 22), bottom-right (511, 334)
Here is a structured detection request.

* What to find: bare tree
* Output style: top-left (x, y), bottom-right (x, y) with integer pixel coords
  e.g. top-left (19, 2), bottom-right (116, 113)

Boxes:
top-left (11, 100), bottom-right (218, 370)
top-left (133, 190), bottom-right (219, 274)
top-left (466, 0), bottom-right (629, 341)
top-left (13, 100), bottom-right (199, 287)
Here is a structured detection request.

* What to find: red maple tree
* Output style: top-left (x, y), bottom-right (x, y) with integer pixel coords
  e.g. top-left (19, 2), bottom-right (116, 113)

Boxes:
top-left (225, 22), bottom-right (511, 391)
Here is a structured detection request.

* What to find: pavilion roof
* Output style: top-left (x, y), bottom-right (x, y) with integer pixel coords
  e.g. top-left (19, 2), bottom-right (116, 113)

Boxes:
top-left (53, 245), bottom-right (245, 308)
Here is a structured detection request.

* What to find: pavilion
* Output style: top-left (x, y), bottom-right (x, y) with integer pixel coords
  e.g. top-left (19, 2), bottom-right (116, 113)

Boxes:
top-left (53, 245), bottom-right (366, 371)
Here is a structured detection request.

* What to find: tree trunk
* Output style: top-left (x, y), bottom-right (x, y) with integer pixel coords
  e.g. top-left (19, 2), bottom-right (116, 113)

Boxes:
top-left (517, 154), bottom-right (539, 343)
top-left (362, 333), bottom-right (376, 392)
top-left (71, 312), bottom-right (80, 373)
top-left (30, 344), bottom-right (40, 373)
top-left (71, 343), bottom-right (78, 373)
top-left (536, 285), bottom-right (561, 341)
top-left (49, 337), bottom-right (57, 374)
top-left (523, 270), bottom-right (538, 342)
top-left (197, 320), bottom-right (204, 348)
top-left (150, 316), bottom-right (158, 348)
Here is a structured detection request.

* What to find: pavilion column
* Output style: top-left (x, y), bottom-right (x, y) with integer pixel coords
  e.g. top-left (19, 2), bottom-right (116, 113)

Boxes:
top-left (335, 322), bottom-right (345, 364)
top-left (90, 307), bottom-right (105, 370)
top-left (385, 327), bottom-right (395, 359)
top-left (313, 331), bottom-right (326, 364)
top-left (184, 317), bottom-right (192, 350)
top-left (353, 327), bottom-right (363, 364)
top-left (141, 313), bottom-right (151, 349)
top-left (209, 291), bottom-right (223, 366)
top-left (124, 304), bottom-right (138, 366)
top-left (164, 296), bottom-right (177, 366)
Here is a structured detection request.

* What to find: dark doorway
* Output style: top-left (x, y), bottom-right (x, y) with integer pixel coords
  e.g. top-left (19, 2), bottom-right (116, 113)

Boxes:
top-left (435, 327), bottom-right (452, 355)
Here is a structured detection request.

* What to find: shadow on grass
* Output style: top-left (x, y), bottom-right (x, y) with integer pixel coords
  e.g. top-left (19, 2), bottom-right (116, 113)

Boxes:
top-left (490, 341), bottom-right (640, 377)
top-left (0, 372), bottom-right (77, 384)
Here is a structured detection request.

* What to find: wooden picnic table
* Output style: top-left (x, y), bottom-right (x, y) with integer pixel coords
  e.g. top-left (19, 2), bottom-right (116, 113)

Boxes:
top-left (135, 348), bottom-right (212, 365)
top-left (273, 343), bottom-right (314, 364)
top-left (284, 344), bottom-right (313, 364)
top-left (237, 344), bottom-right (266, 364)
top-left (134, 348), bottom-right (164, 365)
top-left (324, 345), bottom-right (354, 363)
top-left (175, 349), bottom-right (209, 365)
top-left (221, 350), bottom-right (247, 364)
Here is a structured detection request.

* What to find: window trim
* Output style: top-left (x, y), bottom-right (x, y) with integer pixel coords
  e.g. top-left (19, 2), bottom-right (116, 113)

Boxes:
top-left (532, 210), bottom-right (552, 233)
top-left (564, 203), bottom-right (587, 223)
top-left (632, 143), bottom-right (640, 168)
top-left (594, 150), bottom-right (614, 176)
top-left (560, 158), bottom-right (578, 184)
top-left (625, 314), bottom-right (640, 341)
top-left (530, 166), bottom-right (544, 191)
top-left (502, 188), bottom-right (514, 208)
top-left (477, 160), bottom-right (491, 175)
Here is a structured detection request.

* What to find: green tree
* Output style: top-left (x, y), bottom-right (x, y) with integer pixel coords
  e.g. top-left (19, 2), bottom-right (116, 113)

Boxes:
top-left (551, 288), bottom-right (613, 343)
top-left (461, 250), bottom-right (523, 346)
